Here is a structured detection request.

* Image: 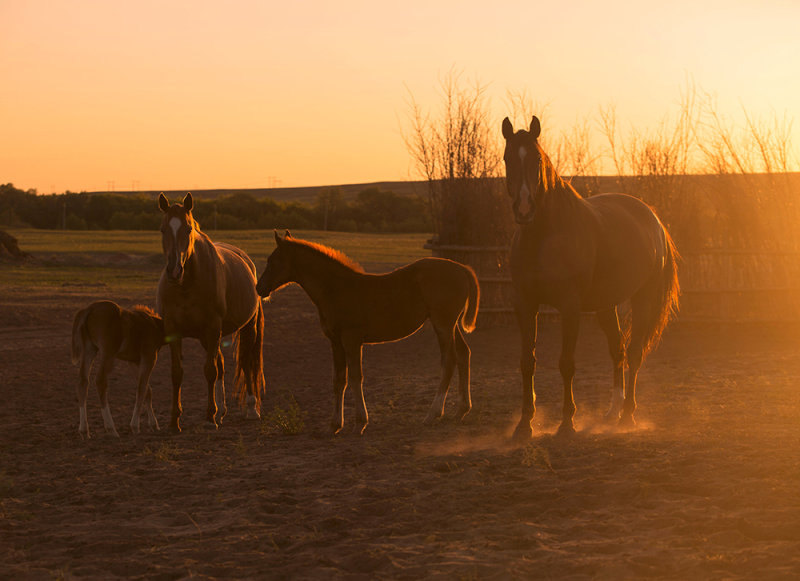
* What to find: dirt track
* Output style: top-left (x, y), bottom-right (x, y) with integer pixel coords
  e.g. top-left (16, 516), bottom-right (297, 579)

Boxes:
top-left (1, 274), bottom-right (799, 579)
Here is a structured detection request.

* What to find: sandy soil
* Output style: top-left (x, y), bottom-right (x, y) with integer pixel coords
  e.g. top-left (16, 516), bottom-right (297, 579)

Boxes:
top-left (1, 265), bottom-right (799, 579)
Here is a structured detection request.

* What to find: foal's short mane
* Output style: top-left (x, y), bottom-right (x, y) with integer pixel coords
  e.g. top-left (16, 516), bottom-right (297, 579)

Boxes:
top-left (132, 304), bottom-right (159, 318)
top-left (287, 238), bottom-right (365, 273)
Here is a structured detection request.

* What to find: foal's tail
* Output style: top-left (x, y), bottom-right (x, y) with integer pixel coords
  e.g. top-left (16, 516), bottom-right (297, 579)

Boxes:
top-left (71, 307), bottom-right (90, 365)
top-left (234, 301), bottom-right (265, 409)
top-left (642, 227), bottom-right (681, 357)
top-left (460, 265), bottom-right (481, 334)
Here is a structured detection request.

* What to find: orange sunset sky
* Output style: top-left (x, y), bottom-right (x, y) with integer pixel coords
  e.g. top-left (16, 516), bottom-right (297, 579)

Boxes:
top-left (2, 0), bottom-right (799, 194)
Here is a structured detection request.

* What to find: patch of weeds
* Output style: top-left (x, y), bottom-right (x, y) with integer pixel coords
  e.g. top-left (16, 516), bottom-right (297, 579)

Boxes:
top-left (142, 442), bottom-right (179, 463)
top-left (521, 443), bottom-right (556, 473)
top-left (234, 433), bottom-right (247, 457)
top-left (261, 392), bottom-right (307, 435)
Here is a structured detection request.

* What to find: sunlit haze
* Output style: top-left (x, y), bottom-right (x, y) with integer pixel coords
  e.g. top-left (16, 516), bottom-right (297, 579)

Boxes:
top-left (2, 0), bottom-right (799, 194)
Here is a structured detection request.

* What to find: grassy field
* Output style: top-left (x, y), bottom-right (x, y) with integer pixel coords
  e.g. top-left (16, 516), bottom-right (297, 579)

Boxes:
top-left (1, 229), bottom-right (431, 296)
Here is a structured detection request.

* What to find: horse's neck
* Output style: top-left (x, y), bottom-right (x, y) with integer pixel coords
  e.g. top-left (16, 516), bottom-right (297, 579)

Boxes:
top-left (185, 230), bottom-right (221, 285)
top-left (522, 182), bottom-right (586, 243)
top-left (293, 249), bottom-right (355, 303)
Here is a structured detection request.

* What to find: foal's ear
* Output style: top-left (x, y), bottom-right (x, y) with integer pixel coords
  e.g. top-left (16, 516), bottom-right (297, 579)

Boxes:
top-left (158, 193), bottom-right (169, 213)
top-left (183, 192), bottom-right (194, 212)
top-left (530, 116), bottom-right (541, 139)
top-left (502, 117), bottom-right (514, 140)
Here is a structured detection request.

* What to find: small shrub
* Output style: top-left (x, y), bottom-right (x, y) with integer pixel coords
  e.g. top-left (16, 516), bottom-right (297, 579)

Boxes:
top-left (262, 392), bottom-right (306, 435)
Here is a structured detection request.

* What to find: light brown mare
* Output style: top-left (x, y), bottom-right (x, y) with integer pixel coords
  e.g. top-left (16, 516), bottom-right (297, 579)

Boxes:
top-left (256, 231), bottom-right (480, 435)
top-left (71, 300), bottom-right (165, 438)
top-left (502, 116), bottom-right (680, 439)
top-left (157, 193), bottom-right (265, 432)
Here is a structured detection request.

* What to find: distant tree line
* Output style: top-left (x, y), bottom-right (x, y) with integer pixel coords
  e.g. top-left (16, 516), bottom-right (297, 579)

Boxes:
top-left (0, 184), bottom-right (431, 233)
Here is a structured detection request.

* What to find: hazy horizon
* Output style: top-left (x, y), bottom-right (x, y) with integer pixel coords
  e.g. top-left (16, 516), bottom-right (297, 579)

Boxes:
top-left (3, 0), bottom-right (799, 195)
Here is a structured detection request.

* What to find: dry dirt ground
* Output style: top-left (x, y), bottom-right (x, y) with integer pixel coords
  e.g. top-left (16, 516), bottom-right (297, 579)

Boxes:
top-left (1, 263), bottom-right (799, 579)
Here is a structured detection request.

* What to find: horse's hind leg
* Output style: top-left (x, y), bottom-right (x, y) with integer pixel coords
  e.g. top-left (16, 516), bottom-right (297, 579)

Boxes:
top-left (201, 335), bottom-right (222, 428)
top-left (424, 325), bottom-right (456, 424)
top-left (557, 309), bottom-right (580, 435)
top-left (214, 347), bottom-right (227, 424)
top-left (77, 345), bottom-right (96, 438)
top-left (130, 356), bottom-right (158, 434)
top-left (454, 325), bottom-right (471, 420)
top-left (96, 353), bottom-right (120, 437)
top-left (597, 308), bottom-right (626, 422)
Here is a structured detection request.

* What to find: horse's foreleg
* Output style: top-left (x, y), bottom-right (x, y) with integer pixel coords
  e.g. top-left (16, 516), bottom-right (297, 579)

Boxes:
top-left (454, 326), bottom-right (472, 420)
top-left (513, 305), bottom-right (539, 440)
top-left (557, 310), bottom-right (580, 435)
top-left (330, 339), bottom-right (347, 434)
top-left (168, 338), bottom-right (183, 433)
top-left (202, 335), bottom-right (222, 428)
top-left (96, 353), bottom-right (120, 438)
top-left (345, 340), bottom-right (368, 435)
top-left (77, 346), bottom-right (95, 439)
top-left (597, 308), bottom-right (626, 422)
top-left (425, 326), bottom-right (456, 424)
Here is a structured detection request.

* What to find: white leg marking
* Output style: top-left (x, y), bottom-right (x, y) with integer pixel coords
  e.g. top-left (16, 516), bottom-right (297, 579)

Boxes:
top-left (101, 404), bottom-right (120, 437)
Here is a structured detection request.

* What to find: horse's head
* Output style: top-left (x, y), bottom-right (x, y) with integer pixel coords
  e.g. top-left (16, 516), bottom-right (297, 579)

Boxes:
top-left (256, 230), bottom-right (294, 298)
top-left (502, 116), bottom-right (543, 224)
top-left (158, 192), bottom-right (196, 283)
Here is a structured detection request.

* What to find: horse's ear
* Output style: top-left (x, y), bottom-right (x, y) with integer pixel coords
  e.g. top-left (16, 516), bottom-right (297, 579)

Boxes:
top-left (530, 116), bottom-right (541, 139)
top-left (274, 229), bottom-right (282, 246)
top-left (183, 192), bottom-right (193, 212)
top-left (502, 117), bottom-right (514, 140)
top-left (284, 229), bottom-right (292, 239)
top-left (158, 193), bottom-right (169, 213)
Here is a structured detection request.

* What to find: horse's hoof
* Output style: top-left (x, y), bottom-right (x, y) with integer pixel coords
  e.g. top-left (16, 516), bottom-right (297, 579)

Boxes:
top-left (203, 421), bottom-right (219, 431)
top-left (512, 422), bottom-right (533, 442)
top-left (355, 423), bottom-right (368, 436)
top-left (556, 422), bottom-right (576, 438)
top-left (170, 424), bottom-right (182, 434)
top-left (246, 408), bottom-right (261, 420)
top-left (457, 405), bottom-right (471, 421)
top-left (618, 414), bottom-right (636, 429)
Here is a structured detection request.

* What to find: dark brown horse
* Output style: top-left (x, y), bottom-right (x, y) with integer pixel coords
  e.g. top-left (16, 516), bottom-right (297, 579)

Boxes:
top-left (157, 193), bottom-right (265, 432)
top-left (502, 116), bottom-right (680, 438)
top-left (256, 231), bottom-right (480, 435)
top-left (71, 300), bottom-right (165, 437)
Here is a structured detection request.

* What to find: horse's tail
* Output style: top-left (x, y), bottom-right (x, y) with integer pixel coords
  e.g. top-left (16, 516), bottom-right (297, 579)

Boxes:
top-left (642, 226), bottom-right (681, 357)
top-left (71, 307), bottom-right (90, 365)
top-left (234, 301), bottom-right (265, 410)
top-left (460, 265), bottom-right (480, 334)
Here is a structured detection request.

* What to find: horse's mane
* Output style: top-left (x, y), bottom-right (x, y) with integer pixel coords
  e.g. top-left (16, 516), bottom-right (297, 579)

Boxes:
top-left (131, 304), bottom-right (161, 319)
top-left (535, 142), bottom-right (573, 195)
top-left (287, 237), bottom-right (365, 273)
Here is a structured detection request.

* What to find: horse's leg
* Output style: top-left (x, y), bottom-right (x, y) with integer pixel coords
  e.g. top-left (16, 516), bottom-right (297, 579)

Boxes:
top-left (77, 344), bottom-right (96, 439)
top-left (623, 296), bottom-right (654, 427)
top-left (130, 356), bottom-right (157, 434)
top-left (557, 309), bottom-right (581, 435)
top-left (214, 347), bottom-right (227, 424)
top-left (95, 353), bottom-right (120, 437)
top-left (513, 304), bottom-right (539, 440)
top-left (424, 324), bottom-right (456, 424)
top-left (454, 325), bottom-right (472, 420)
top-left (330, 338), bottom-right (347, 434)
top-left (344, 339), bottom-right (368, 435)
top-left (144, 384), bottom-right (160, 431)
top-left (597, 307), bottom-right (626, 422)
top-left (168, 338), bottom-right (183, 433)
top-left (201, 333), bottom-right (222, 428)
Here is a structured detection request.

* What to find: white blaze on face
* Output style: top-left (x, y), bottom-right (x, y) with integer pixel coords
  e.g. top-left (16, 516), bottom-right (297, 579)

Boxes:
top-left (517, 146), bottom-right (533, 216)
